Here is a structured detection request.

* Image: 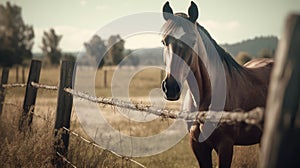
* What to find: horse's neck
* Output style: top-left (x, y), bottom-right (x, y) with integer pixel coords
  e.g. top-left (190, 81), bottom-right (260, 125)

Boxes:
top-left (187, 55), bottom-right (251, 111)
top-left (186, 57), bottom-right (211, 111)
top-left (187, 25), bottom-right (260, 111)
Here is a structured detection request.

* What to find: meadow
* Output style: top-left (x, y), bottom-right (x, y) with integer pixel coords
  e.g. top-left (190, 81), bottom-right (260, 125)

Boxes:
top-left (0, 66), bottom-right (259, 168)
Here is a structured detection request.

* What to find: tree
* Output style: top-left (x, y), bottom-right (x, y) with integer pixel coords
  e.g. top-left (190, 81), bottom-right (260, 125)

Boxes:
top-left (80, 34), bottom-right (126, 67)
top-left (62, 53), bottom-right (76, 62)
top-left (107, 35), bottom-right (125, 65)
top-left (84, 35), bottom-right (107, 68)
top-left (0, 2), bottom-right (34, 67)
top-left (235, 51), bottom-right (252, 65)
top-left (259, 48), bottom-right (274, 58)
top-left (128, 55), bottom-right (140, 67)
top-left (40, 28), bottom-right (62, 65)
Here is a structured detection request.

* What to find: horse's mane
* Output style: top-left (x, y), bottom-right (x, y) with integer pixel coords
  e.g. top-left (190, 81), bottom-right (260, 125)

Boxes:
top-left (196, 23), bottom-right (245, 75)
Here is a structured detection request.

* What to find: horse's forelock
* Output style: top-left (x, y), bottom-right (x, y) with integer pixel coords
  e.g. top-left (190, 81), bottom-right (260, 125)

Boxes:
top-left (174, 13), bottom-right (189, 19)
top-left (161, 13), bottom-right (196, 39)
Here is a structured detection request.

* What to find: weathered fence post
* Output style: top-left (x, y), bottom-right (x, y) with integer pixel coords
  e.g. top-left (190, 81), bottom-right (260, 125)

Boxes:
top-left (19, 60), bottom-right (42, 131)
top-left (53, 60), bottom-right (75, 163)
top-left (22, 66), bottom-right (25, 83)
top-left (0, 68), bottom-right (9, 116)
top-left (259, 14), bottom-right (300, 168)
top-left (104, 69), bottom-right (107, 88)
top-left (16, 66), bottom-right (19, 83)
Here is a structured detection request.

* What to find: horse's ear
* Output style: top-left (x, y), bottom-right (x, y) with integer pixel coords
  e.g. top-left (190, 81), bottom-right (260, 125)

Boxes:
top-left (163, 1), bottom-right (173, 21)
top-left (188, 1), bottom-right (198, 23)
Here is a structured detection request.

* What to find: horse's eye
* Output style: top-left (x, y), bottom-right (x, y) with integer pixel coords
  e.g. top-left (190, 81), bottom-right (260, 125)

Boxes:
top-left (162, 39), bottom-right (170, 46)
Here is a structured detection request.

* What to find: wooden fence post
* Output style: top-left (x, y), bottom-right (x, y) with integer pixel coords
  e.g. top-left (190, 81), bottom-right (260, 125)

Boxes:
top-left (54, 60), bottom-right (75, 159)
top-left (22, 66), bottom-right (25, 83)
top-left (19, 60), bottom-right (42, 131)
top-left (104, 69), bottom-right (107, 88)
top-left (16, 66), bottom-right (19, 83)
top-left (0, 68), bottom-right (9, 116)
top-left (259, 14), bottom-right (300, 168)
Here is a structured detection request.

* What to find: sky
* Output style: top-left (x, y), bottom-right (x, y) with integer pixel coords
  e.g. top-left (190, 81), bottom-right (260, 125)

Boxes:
top-left (2, 0), bottom-right (300, 52)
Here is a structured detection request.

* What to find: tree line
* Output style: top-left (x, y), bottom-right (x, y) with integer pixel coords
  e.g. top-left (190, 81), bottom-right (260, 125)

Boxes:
top-left (0, 2), bottom-right (34, 67)
top-left (0, 2), bottom-right (138, 68)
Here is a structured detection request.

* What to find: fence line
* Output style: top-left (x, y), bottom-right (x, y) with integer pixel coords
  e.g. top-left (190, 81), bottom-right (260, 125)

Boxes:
top-left (0, 82), bottom-right (146, 167)
top-left (29, 110), bottom-right (53, 123)
top-left (64, 87), bottom-right (264, 126)
top-left (2, 83), bottom-right (26, 88)
top-left (2, 82), bottom-right (264, 126)
top-left (62, 127), bottom-right (146, 168)
top-left (1, 82), bottom-right (58, 90)
top-left (56, 151), bottom-right (77, 168)
top-left (29, 109), bottom-right (146, 167)
top-left (31, 82), bottom-right (58, 90)
top-left (1, 70), bottom-right (263, 168)
top-left (1, 102), bottom-right (21, 108)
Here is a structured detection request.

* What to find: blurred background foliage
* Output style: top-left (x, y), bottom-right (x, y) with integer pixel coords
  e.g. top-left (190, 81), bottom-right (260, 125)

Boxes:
top-left (0, 1), bottom-right (277, 68)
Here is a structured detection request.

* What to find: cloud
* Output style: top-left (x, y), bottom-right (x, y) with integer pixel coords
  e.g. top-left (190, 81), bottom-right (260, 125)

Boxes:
top-left (96, 5), bottom-right (109, 11)
top-left (33, 26), bottom-right (95, 52)
top-left (125, 33), bottom-right (161, 49)
top-left (80, 0), bottom-right (87, 6)
top-left (201, 20), bottom-right (240, 31)
top-left (200, 20), bottom-right (241, 43)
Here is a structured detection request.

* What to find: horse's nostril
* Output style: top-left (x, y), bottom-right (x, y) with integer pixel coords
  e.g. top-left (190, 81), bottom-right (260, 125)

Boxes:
top-left (161, 77), bottom-right (182, 101)
top-left (175, 83), bottom-right (181, 93)
top-left (162, 80), bottom-right (167, 93)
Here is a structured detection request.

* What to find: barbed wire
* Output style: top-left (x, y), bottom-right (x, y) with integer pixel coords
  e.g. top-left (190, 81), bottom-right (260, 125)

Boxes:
top-left (31, 82), bottom-right (58, 90)
top-left (64, 88), bottom-right (178, 118)
top-left (1, 102), bottom-right (21, 108)
top-left (64, 88), bottom-right (264, 126)
top-left (28, 110), bottom-right (146, 167)
top-left (56, 151), bottom-right (77, 168)
top-left (1, 82), bottom-right (58, 90)
top-left (62, 127), bottom-right (146, 168)
top-left (1, 81), bottom-right (263, 166)
top-left (29, 110), bottom-right (53, 123)
top-left (1, 83), bottom-right (26, 88)
top-left (2, 83), bottom-right (263, 125)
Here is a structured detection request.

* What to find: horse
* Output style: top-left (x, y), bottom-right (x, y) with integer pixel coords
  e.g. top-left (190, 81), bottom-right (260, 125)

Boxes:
top-left (161, 1), bottom-right (273, 167)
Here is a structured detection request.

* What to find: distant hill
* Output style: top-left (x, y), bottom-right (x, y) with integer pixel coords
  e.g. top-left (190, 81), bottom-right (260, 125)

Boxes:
top-left (128, 36), bottom-right (278, 66)
top-left (32, 36), bottom-right (277, 65)
top-left (221, 36), bottom-right (278, 57)
top-left (129, 47), bottom-right (164, 66)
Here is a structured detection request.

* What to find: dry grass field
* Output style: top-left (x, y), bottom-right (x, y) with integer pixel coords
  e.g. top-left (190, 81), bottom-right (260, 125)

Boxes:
top-left (0, 66), bottom-right (259, 168)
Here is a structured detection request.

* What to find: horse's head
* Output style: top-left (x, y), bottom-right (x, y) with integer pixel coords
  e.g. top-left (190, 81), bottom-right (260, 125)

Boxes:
top-left (161, 1), bottom-right (199, 101)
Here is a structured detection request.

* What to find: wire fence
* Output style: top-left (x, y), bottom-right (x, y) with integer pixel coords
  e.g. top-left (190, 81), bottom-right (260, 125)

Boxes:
top-left (2, 83), bottom-right (26, 88)
top-left (31, 82), bottom-right (58, 90)
top-left (64, 87), bottom-right (264, 126)
top-left (62, 127), bottom-right (146, 168)
top-left (56, 151), bottom-right (77, 168)
top-left (1, 81), bottom-right (264, 168)
top-left (1, 82), bottom-right (146, 168)
top-left (1, 82), bottom-right (264, 126)
top-left (1, 102), bottom-right (22, 108)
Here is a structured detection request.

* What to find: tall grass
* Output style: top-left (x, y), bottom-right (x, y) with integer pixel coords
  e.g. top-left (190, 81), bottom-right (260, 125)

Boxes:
top-left (0, 66), bottom-right (259, 167)
top-left (0, 104), bottom-right (54, 167)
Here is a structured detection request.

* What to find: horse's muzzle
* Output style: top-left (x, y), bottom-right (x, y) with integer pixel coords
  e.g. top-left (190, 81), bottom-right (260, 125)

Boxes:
top-left (162, 76), bottom-right (181, 101)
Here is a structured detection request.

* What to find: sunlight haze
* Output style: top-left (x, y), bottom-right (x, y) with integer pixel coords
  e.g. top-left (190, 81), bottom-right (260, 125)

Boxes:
top-left (4, 0), bottom-right (300, 52)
